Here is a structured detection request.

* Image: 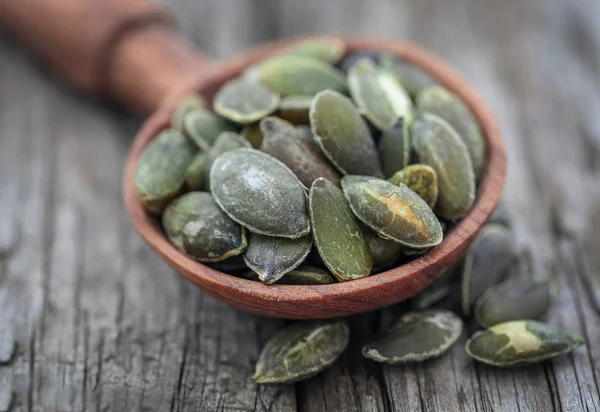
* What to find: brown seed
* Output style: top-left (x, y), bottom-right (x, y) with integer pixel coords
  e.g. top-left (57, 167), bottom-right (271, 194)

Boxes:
top-left (260, 116), bottom-right (341, 187)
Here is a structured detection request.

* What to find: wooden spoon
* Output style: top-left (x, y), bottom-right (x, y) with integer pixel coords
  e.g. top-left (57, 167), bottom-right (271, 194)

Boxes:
top-left (1, 0), bottom-right (506, 318)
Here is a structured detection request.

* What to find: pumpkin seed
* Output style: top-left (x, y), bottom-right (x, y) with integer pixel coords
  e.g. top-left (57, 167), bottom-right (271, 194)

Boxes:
top-left (362, 226), bottom-right (403, 269)
top-left (341, 176), bottom-right (443, 249)
top-left (338, 51), bottom-right (379, 73)
top-left (474, 278), bottom-right (555, 328)
top-left (310, 90), bottom-right (382, 176)
top-left (182, 109), bottom-right (237, 151)
top-left (254, 320), bottom-right (350, 383)
top-left (417, 86), bottom-right (486, 180)
top-left (412, 113), bottom-right (475, 220)
top-left (348, 58), bottom-right (413, 131)
top-left (259, 55), bottom-right (347, 96)
top-left (204, 131), bottom-right (252, 186)
top-left (282, 37), bottom-right (346, 64)
top-left (211, 148), bottom-right (311, 239)
top-left (309, 178), bottom-right (372, 281)
top-left (279, 265), bottom-right (335, 285)
top-left (461, 224), bottom-right (514, 316)
top-left (277, 95), bottom-right (313, 124)
top-left (379, 53), bottom-right (437, 97)
top-left (388, 164), bottom-right (439, 209)
top-left (185, 152), bottom-right (209, 191)
top-left (363, 310), bottom-right (463, 364)
top-left (213, 78), bottom-right (280, 124)
top-left (465, 320), bottom-right (584, 367)
top-left (244, 232), bottom-right (313, 284)
top-left (171, 93), bottom-right (206, 131)
top-left (241, 123), bottom-right (264, 148)
top-left (378, 118), bottom-right (411, 178)
top-left (135, 130), bottom-right (195, 214)
top-left (0, 325), bottom-right (15, 365)
top-left (163, 192), bottom-right (247, 262)
top-left (260, 116), bottom-right (341, 187)
top-left (209, 255), bottom-right (248, 272)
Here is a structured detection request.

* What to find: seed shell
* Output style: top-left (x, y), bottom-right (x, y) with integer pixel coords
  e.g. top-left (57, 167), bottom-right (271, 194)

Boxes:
top-left (461, 224), bottom-right (514, 316)
top-left (378, 117), bottom-right (411, 178)
top-left (379, 53), bottom-right (437, 96)
top-left (342, 176), bottom-right (443, 249)
top-left (134, 130), bottom-right (195, 214)
top-left (254, 320), bottom-right (350, 383)
top-left (310, 90), bottom-right (382, 176)
top-left (465, 320), bottom-right (584, 367)
top-left (211, 148), bottom-right (311, 239)
top-left (244, 232), bottom-right (313, 284)
top-left (309, 178), bottom-right (372, 281)
top-left (261, 116), bottom-right (341, 187)
top-left (362, 310), bottom-right (463, 364)
top-left (474, 278), bottom-right (555, 328)
top-left (279, 265), bottom-right (335, 285)
top-left (417, 86), bottom-right (486, 180)
top-left (348, 58), bottom-right (413, 131)
top-left (259, 55), bottom-right (347, 96)
top-left (163, 192), bottom-right (247, 262)
top-left (281, 38), bottom-right (346, 64)
top-left (412, 113), bottom-right (476, 220)
top-left (388, 164), bottom-right (439, 208)
top-left (185, 152), bottom-right (209, 191)
top-left (204, 131), bottom-right (252, 186)
top-left (362, 227), bottom-right (403, 269)
top-left (213, 78), bottom-right (280, 124)
top-left (182, 109), bottom-right (237, 151)
top-left (277, 95), bottom-right (313, 124)
top-left (171, 93), bottom-right (206, 131)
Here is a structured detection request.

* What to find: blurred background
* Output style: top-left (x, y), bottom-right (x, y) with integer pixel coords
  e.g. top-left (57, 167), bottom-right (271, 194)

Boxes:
top-left (1, 0), bottom-right (600, 411)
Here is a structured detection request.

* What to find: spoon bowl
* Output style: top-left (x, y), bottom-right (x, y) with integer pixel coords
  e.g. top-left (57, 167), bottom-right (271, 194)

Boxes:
top-left (123, 37), bottom-right (506, 319)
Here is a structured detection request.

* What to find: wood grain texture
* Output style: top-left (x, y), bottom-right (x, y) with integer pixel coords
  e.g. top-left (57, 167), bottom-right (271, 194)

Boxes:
top-left (1, 0), bottom-right (600, 410)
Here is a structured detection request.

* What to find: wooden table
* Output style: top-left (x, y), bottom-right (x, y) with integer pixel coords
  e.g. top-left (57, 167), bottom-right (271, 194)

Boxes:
top-left (1, 0), bottom-right (599, 410)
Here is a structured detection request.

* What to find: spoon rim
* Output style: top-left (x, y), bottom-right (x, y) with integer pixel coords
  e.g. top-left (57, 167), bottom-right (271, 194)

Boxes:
top-left (122, 36), bottom-right (507, 319)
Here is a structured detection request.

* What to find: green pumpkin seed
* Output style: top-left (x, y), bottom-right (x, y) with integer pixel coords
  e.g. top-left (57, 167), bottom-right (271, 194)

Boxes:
top-left (213, 78), bottom-right (280, 124)
top-left (417, 86), bottom-right (486, 180)
top-left (281, 38), bottom-right (346, 64)
top-left (241, 123), bottom-right (264, 148)
top-left (348, 58), bottom-right (413, 131)
top-left (259, 55), bottom-right (347, 96)
top-left (339, 51), bottom-right (379, 73)
top-left (163, 192), bottom-right (247, 262)
top-left (135, 130), bottom-right (195, 214)
top-left (204, 131), bottom-right (252, 186)
top-left (378, 118), bottom-right (411, 178)
top-left (388, 164), bottom-right (439, 209)
top-left (211, 148), bottom-right (310, 238)
top-left (254, 320), bottom-right (350, 383)
top-left (461, 224), bottom-right (514, 316)
top-left (261, 116), bottom-right (341, 187)
top-left (474, 278), bottom-right (555, 328)
top-left (465, 320), bottom-right (584, 367)
top-left (171, 93), bottom-right (206, 131)
top-left (244, 232), bottom-right (312, 284)
top-left (310, 90), bottom-right (382, 176)
top-left (342, 176), bottom-right (443, 249)
top-left (182, 109), bottom-right (237, 151)
top-left (277, 95), bottom-right (313, 124)
top-left (279, 265), bottom-right (335, 285)
top-left (309, 178), bottom-right (372, 281)
top-left (209, 255), bottom-right (248, 272)
top-left (363, 310), bottom-right (463, 364)
top-left (185, 152), bottom-right (209, 191)
top-left (412, 113), bottom-right (475, 220)
top-left (362, 226), bottom-right (403, 269)
top-left (379, 53), bottom-right (437, 97)
top-left (0, 325), bottom-right (15, 364)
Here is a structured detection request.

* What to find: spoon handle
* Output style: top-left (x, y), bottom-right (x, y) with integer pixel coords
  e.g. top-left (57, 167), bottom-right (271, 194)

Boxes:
top-left (0, 0), bottom-right (216, 114)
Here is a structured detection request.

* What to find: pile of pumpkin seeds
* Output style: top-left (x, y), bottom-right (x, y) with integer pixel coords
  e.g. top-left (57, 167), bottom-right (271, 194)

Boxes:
top-left (134, 38), bottom-right (584, 382)
top-left (135, 37), bottom-right (483, 284)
